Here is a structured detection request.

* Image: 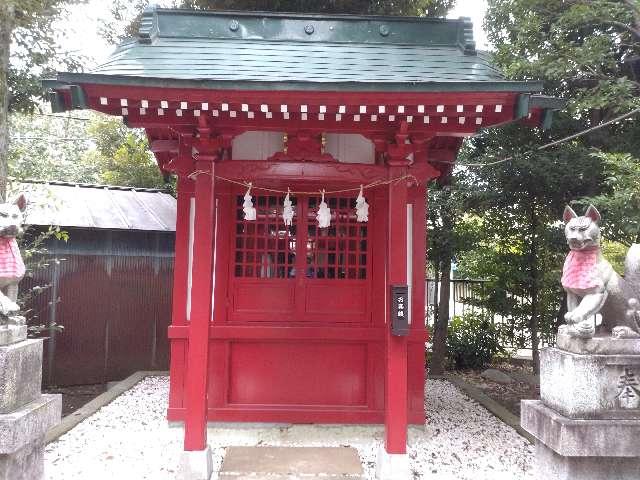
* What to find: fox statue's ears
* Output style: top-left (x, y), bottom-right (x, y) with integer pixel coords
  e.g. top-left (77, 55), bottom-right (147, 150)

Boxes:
top-left (563, 206), bottom-right (578, 223)
top-left (14, 194), bottom-right (26, 213)
top-left (563, 204), bottom-right (601, 224)
top-left (584, 204), bottom-right (601, 224)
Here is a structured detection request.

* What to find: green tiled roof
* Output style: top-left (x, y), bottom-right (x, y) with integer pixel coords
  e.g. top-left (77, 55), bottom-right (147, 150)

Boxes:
top-left (54, 8), bottom-right (542, 92)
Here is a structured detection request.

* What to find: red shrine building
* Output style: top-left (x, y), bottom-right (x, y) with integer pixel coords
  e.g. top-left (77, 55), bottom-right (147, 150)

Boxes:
top-left (46, 7), bottom-right (555, 476)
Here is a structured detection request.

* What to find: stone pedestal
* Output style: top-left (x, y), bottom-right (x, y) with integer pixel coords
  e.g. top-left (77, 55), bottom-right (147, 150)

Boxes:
top-left (178, 447), bottom-right (213, 480)
top-left (0, 339), bottom-right (61, 480)
top-left (522, 341), bottom-right (640, 479)
top-left (376, 446), bottom-right (409, 480)
top-left (0, 326), bottom-right (26, 348)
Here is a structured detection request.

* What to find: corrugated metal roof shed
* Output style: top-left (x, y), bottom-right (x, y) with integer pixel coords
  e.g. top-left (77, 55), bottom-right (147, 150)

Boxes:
top-left (13, 181), bottom-right (176, 232)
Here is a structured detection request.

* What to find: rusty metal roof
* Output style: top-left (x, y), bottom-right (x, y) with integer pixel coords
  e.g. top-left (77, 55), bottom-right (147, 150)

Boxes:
top-left (13, 181), bottom-right (176, 232)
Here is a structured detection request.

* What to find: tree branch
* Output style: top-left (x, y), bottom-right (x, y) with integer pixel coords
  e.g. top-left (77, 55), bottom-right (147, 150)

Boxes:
top-left (604, 19), bottom-right (640, 40)
top-left (622, 0), bottom-right (640, 24)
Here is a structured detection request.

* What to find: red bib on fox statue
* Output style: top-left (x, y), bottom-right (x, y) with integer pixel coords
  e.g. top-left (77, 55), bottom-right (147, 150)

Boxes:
top-left (0, 238), bottom-right (25, 279)
top-left (561, 248), bottom-right (601, 291)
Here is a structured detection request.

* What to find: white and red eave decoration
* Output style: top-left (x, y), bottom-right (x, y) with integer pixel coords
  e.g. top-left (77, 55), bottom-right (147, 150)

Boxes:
top-left (56, 85), bottom-right (548, 135)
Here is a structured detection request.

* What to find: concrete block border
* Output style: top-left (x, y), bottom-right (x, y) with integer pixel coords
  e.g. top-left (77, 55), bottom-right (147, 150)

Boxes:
top-left (45, 370), bottom-right (168, 444)
top-left (444, 375), bottom-right (535, 444)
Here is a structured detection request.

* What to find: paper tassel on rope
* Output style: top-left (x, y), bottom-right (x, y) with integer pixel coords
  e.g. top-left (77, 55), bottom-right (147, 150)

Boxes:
top-left (282, 189), bottom-right (294, 226)
top-left (355, 185), bottom-right (369, 222)
top-left (243, 183), bottom-right (257, 221)
top-left (316, 190), bottom-right (331, 228)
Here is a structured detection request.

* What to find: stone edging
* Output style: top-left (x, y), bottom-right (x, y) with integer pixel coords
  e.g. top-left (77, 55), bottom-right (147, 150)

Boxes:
top-left (444, 375), bottom-right (535, 444)
top-left (45, 370), bottom-right (168, 444)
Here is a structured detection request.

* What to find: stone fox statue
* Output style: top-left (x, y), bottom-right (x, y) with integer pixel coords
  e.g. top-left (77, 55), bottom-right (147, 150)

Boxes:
top-left (561, 205), bottom-right (640, 339)
top-left (0, 195), bottom-right (26, 318)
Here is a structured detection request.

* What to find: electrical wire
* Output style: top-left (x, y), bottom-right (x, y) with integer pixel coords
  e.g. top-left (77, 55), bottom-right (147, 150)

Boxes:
top-left (10, 136), bottom-right (92, 141)
top-left (450, 106), bottom-right (640, 168)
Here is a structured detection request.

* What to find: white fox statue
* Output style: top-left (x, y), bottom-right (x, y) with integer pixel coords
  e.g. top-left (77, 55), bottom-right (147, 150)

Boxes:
top-left (560, 204), bottom-right (640, 339)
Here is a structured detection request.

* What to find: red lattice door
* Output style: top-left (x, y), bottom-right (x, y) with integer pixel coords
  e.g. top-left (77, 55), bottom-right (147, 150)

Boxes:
top-left (229, 191), bottom-right (372, 324)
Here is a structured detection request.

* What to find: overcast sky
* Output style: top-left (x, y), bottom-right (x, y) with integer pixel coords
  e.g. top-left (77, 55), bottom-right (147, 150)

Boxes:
top-left (58, 0), bottom-right (489, 68)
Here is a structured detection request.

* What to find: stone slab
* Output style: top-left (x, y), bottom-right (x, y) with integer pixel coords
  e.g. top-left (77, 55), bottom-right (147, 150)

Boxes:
top-left (556, 331), bottom-right (640, 355)
top-left (220, 446), bottom-right (363, 478)
top-left (0, 395), bottom-right (61, 454)
top-left (481, 368), bottom-right (514, 384)
top-left (0, 434), bottom-right (45, 480)
top-left (521, 399), bottom-right (640, 457)
top-left (0, 326), bottom-right (27, 346)
top-left (0, 340), bottom-right (43, 414)
top-left (539, 347), bottom-right (640, 419)
top-left (534, 440), bottom-right (640, 480)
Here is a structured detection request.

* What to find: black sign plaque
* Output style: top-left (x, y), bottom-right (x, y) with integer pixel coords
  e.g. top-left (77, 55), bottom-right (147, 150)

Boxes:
top-left (391, 285), bottom-right (409, 336)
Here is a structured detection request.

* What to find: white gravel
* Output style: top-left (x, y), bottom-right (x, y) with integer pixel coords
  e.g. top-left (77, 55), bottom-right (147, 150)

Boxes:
top-left (44, 376), bottom-right (534, 480)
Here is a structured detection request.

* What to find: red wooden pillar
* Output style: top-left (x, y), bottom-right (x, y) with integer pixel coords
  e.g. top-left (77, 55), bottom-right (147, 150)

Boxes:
top-left (168, 173), bottom-right (194, 411)
top-left (385, 166), bottom-right (409, 454)
top-left (183, 158), bottom-right (216, 451)
top-left (408, 183), bottom-right (427, 421)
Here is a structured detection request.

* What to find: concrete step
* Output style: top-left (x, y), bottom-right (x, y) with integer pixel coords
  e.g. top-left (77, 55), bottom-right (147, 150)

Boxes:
top-left (219, 446), bottom-right (364, 479)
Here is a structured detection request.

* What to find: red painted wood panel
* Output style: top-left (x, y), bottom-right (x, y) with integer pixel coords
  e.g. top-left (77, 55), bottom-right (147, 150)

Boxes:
top-left (227, 342), bottom-right (367, 406)
top-left (304, 283), bottom-right (366, 316)
top-left (232, 281), bottom-right (295, 315)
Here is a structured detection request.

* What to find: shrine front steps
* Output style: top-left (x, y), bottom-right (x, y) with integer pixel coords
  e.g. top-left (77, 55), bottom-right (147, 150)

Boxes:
top-left (218, 446), bottom-right (365, 479)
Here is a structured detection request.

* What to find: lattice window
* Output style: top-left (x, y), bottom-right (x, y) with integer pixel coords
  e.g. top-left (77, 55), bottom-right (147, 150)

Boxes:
top-left (234, 195), bottom-right (297, 278)
top-left (306, 196), bottom-right (368, 279)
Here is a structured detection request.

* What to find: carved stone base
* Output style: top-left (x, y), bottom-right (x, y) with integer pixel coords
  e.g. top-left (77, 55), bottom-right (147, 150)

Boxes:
top-left (0, 395), bottom-right (61, 480)
top-left (0, 340), bottom-right (43, 414)
top-left (0, 434), bottom-right (45, 480)
top-left (540, 346), bottom-right (640, 419)
top-left (557, 331), bottom-right (640, 355)
top-left (0, 326), bottom-right (27, 347)
top-left (534, 440), bottom-right (640, 480)
top-left (522, 400), bottom-right (640, 480)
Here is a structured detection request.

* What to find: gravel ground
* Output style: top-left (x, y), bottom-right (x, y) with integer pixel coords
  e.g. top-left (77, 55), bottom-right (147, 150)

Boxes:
top-left (44, 376), bottom-right (534, 480)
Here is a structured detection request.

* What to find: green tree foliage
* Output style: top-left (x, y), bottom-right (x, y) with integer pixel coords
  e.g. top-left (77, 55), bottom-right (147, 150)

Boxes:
top-left (427, 168), bottom-right (480, 374)
top-left (446, 313), bottom-right (506, 370)
top-left (445, 0), bottom-right (640, 371)
top-left (180, 0), bottom-right (454, 15)
top-left (8, 113), bottom-right (100, 183)
top-left (455, 123), bottom-right (603, 371)
top-left (484, 0), bottom-right (640, 251)
top-left (84, 115), bottom-right (166, 189)
top-left (9, 112), bottom-right (166, 189)
top-left (486, 0), bottom-right (640, 118)
top-left (101, 0), bottom-right (455, 43)
top-left (1, 1), bottom-right (85, 200)
top-left (584, 152), bottom-right (640, 245)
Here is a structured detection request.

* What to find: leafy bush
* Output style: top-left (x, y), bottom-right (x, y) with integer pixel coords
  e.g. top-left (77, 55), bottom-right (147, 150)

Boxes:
top-left (18, 225), bottom-right (68, 335)
top-left (446, 313), bottom-right (506, 370)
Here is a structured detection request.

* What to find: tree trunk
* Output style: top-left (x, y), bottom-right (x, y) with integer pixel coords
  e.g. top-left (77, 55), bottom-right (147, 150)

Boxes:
top-left (430, 260), bottom-right (451, 375)
top-left (0, 2), bottom-right (13, 202)
top-left (528, 202), bottom-right (540, 374)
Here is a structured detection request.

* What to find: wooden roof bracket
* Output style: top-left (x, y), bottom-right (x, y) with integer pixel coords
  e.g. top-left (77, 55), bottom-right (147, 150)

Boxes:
top-left (386, 122), bottom-right (415, 166)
